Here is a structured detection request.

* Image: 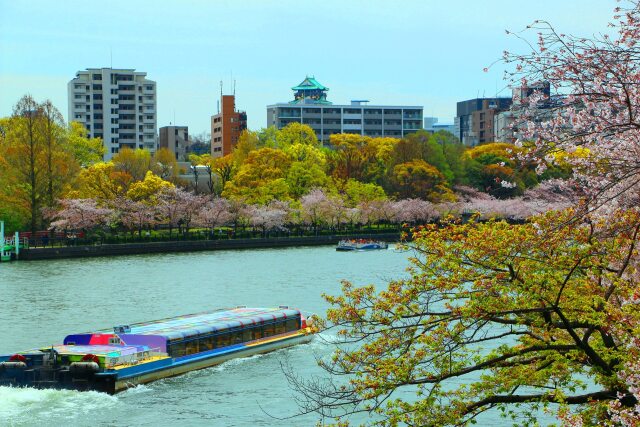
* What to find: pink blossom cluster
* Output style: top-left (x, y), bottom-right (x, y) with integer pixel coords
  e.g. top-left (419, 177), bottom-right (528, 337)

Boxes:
top-left (48, 182), bottom-right (577, 234)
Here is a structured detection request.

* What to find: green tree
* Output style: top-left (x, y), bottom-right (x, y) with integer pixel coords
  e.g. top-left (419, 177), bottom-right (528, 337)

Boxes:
top-left (390, 160), bottom-right (455, 202)
top-left (276, 122), bottom-right (319, 148)
top-left (342, 179), bottom-right (386, 207)
top-left (293, 209), bottom-right (640, 425)
top-left (223, 148), bottom-right (292, 204)
top-left (112, 147), bottom-right (152, 181)
top-left (66, 121), bottom-right (104, 166)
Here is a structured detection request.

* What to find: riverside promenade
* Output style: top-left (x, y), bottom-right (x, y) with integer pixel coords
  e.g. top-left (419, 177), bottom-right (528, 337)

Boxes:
top-left (18, 233), bottom-right (400, 261)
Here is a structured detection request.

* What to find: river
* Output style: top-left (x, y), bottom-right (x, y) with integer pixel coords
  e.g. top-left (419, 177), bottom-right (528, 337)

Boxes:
top-left (0, 245), bottom-right (411, 426)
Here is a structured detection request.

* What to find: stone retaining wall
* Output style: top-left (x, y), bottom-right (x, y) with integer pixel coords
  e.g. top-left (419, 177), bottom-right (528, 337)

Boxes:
top-left (18, 234), bottom-right (401, 261)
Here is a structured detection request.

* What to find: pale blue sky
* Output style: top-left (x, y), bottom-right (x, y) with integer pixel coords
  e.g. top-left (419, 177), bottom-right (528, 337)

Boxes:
top-left (0, 0), bottom-right (615, 135)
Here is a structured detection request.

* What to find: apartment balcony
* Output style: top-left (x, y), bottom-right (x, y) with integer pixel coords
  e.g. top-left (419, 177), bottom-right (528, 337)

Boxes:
top-left (343, 123), bottom-right (363, 131)
top-left (383, 111), bottom-right (402, 117)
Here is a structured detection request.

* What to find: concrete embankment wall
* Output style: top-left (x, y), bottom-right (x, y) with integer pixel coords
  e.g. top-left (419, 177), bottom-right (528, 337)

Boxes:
top-left (19, 233), bottom-right (401, 261)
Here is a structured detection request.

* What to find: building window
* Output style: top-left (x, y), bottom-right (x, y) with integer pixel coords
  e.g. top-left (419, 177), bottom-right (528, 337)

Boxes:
top-left (92, 74), bottom-right (102, 80)
top-left (92, 84), bottom-right (102, 90)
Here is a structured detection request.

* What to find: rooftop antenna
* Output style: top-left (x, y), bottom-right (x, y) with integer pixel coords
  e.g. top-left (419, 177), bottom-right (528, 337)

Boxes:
top-left (233, 79), bottom-right (236, 96)
top-left (217, 100), bottom-right (220, 114)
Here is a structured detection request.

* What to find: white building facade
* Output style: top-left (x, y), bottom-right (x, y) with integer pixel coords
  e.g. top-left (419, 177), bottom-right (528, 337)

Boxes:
top-left (68, 68), bottom-right (157, 160)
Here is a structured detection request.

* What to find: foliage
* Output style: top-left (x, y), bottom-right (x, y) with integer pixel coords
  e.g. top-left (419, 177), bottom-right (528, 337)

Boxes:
top-left (66, 121), bottom-right (104, 166)
top-left (290, 209), bottom-right (640, 426)
top-left (126, 171), bottom-right (174, 203)
top-left (390, 160), bottom-right (455, 202)
top-left (276, 122), bottom-right (319, 148)
top-left (111, 147), bottom-right (152, 181)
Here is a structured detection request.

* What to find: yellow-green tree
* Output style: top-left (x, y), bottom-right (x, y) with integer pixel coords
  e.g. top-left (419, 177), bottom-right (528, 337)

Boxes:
top-left (126, 170), bottom-right (175, 203)
top-left (112, 147), bottom-right (152, 181)
top-left (67, 121), bottom-right (104, 166)
top-left (223, 148), bottom-right (291, 204)
top-left (75, 162), bottom-right (132, 201)
top-left (276, 122), bottom-right (319, 148)
top-left (390, 160), bottom-right (455, 202)
top-left (153, 147), bottom-right (179, 182)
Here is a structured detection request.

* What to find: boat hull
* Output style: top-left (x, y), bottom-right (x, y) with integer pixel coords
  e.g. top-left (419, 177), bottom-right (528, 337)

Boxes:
top-left (1, 332), bottom-right (314, 394)
top-left (113, 332), bottom-right (313, 393)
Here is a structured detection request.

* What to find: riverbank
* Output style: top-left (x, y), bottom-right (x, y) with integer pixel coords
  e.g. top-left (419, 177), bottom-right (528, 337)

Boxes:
top-left (17, 233), bottom-right (400, 261)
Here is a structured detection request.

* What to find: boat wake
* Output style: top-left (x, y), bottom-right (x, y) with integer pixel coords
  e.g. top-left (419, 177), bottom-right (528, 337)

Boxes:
top-left (0, 385), bottom-right (117, 425)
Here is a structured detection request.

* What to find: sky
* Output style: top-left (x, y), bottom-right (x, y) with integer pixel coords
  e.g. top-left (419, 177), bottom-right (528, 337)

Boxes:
top-left (0, 0), bottom-right (617, 136)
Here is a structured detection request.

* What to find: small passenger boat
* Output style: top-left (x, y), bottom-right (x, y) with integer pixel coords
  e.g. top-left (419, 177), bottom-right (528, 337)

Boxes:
top-left (0, 306), bottom-right (314, 394)
top-left (336, 239), bottom-right (388, 251)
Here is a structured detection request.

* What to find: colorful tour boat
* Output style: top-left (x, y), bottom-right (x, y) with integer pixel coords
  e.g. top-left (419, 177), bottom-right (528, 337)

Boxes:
top-left (0, 306), bottom-right (314, 394)
top-left (336, 239), bottom-right (388, 251)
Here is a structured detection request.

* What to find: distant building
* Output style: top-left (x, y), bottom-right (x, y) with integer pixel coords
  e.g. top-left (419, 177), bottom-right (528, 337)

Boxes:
top-left (494, 82), bottom-right (553, 143)
top-left (68, 67), bottom-right (157, 160)
top-left (159, 126), bottom-right (188, 161)
top-left (454, 97), bottom-right (512, 146)
top-left (424, 117), bottom-right (456, 134)
top-left (211, 95), bottom-right (247, 158)
top-left (267, 77), bottom-right (423, 143)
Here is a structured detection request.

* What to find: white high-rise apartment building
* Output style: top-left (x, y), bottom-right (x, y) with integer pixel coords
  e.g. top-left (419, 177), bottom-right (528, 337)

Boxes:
top-left (68, 68), bottom-right (157, 160)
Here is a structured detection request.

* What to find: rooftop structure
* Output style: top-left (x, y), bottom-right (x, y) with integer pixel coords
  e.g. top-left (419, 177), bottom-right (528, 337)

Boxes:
top-left (267, 77), bottom-right (423, 143)
top-left (290, 76), bottom-right (331, 105)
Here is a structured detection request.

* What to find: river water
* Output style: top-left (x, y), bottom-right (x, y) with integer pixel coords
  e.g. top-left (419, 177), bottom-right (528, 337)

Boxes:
top-left (0, 246), bottom-right (563, 426)
top-left (0, 246), bottom-right (412, 426)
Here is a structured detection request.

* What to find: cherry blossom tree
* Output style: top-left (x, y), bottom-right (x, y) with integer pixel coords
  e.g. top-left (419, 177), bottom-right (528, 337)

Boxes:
top-left (393, 198), bottom-right (437, 225)
top-left (246, 202), bottom-right (288, 237)
top-left (300, 189), bottom-right (333, 234)
top-left (157, 187), bottom-right (203, 237)
top-left (196, 197), bottom-right (232, 234)
top-left (47, 198), bottom-right (113, 233)
top-left (118, 198), bottom-right (157, 237)
top-left (503, 1), bottom-right (640, 214)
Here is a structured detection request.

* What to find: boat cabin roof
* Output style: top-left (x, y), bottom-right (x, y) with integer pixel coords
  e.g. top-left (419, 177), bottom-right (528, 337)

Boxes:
top-left (101, 307), bottom-right (301, 341)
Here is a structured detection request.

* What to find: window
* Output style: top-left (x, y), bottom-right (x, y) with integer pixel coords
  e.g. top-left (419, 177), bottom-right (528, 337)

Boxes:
top-left (185, 340), bottom-right (199, 355)
top-left (93, 94), bottom-right (102, 100)
top-left (92, 74), bottom-right (102, 80)
top-left (275, 321), bottom-right (286, 335)
top-left (200, 335), bottom-right (215, 351)
top-left (74, 94), bottom-right (83, 99)
top-left (145, 85), bottom-right (154, 90)
top-left (74, 114), bottom-right (82, 119)
top-left (216, 333), bottom-right (231, 348)
top-left (263, 323), bottom-right (275, 338)
top-left (92, 84), bottom-right (102, 90)
top-left (170, 341), bottom-right (186, 357)
top-left (93, 113), bottom-right (103, 119)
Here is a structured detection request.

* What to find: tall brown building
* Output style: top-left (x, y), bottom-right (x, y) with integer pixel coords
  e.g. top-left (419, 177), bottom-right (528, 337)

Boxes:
top-left (211, 95), bottom-right (247, 158)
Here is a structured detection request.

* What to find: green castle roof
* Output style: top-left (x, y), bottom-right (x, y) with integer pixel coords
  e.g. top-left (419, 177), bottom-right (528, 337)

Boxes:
top-left (292, 77), bottom-right (329, 91)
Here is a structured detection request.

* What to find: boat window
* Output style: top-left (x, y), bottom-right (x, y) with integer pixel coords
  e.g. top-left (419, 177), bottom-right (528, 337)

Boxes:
top-left (200, 335), bottom-right (215, 351)
top-left (170, 342), bottom-right (186, 357)
top-left (232, 332), bottom-right (243, 344)
top-left (242, 330), bottom-right (252, 342)
top-left (275, 321), bottom-right (286, 335)
top-left (185, 340), bottom-right (199, 355)
top-left (285, 319), bottom-right (299, 332)
top-left (252, 327), bottom-right (263, 340)
top-left (264, 324), bottom-right (275, 337)
top-left (216, 333), bottom-right (231, 348)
